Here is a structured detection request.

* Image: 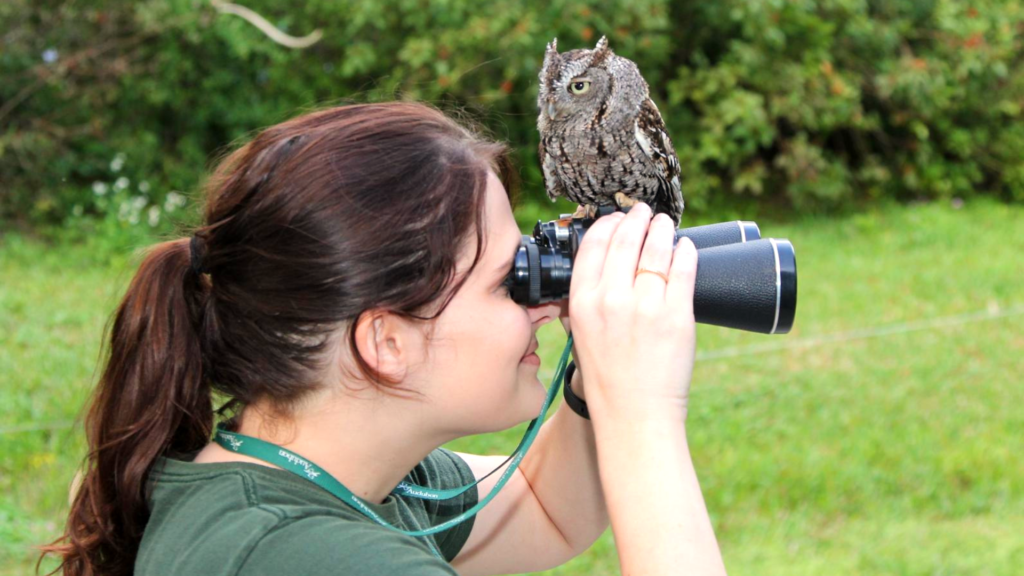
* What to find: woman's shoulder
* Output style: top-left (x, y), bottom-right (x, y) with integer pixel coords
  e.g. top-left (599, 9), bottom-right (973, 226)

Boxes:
top-left (135, 451), bottom-right (471, 575)
top-left (239, 515), bottom-right (461, 575)
top-left (136, 455), bottom-right (357, 574)
top-left (145, 452), bottom-right (360, 516)
top-left (138, 505), bottom-right (458, 576)
top-left (144, 447), bottom-right (475, 517)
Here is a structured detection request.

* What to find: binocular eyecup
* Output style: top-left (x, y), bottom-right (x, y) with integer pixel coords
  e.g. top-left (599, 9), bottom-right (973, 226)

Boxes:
top-left (504, 207), bottom-right (797, 335)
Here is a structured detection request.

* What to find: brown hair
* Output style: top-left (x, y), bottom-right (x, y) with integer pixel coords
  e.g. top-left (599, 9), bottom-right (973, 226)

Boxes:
top-left (39, 102), bottom-right (519, 576)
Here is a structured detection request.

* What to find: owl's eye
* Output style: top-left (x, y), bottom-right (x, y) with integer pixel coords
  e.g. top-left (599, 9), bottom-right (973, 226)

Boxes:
top-left (569, 80), bottom-right (591, 95)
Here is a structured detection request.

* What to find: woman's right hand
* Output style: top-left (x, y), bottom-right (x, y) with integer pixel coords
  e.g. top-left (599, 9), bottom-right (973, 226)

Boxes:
top-left (567, 202), bottom-right (699, 424)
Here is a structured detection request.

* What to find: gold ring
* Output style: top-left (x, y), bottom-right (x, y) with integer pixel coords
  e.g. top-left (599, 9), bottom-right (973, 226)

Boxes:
top-left (635, 267), bottom-right (669, 282)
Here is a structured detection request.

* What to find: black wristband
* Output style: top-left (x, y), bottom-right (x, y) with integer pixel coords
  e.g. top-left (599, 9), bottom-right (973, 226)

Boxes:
top-left (562, 360), bottom-right (590, 420)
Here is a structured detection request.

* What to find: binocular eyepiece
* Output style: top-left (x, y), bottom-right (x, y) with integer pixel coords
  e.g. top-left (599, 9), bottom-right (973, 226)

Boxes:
top-left (503, 206), bottom-right (797, 334)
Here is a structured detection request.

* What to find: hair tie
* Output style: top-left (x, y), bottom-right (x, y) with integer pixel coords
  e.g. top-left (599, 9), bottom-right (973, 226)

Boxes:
top-left (189, 235), bottom-right (207, 275)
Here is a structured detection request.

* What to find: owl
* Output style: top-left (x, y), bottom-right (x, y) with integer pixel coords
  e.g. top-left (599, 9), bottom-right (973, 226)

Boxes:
top-left (537, 36), bottom-right (684, 226)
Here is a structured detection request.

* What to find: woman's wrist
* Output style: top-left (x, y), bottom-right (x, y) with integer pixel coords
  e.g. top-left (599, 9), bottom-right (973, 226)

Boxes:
top-left (562, 360), bottom-right (590, 419)
top-left (569, 361), bottom-right (585, 401)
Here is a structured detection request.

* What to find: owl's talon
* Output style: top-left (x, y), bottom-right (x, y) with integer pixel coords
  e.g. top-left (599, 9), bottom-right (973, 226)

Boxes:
top-left (571, 205), bottom-right (590, 220)
top-left (614, 192), bottom-right (639, 211)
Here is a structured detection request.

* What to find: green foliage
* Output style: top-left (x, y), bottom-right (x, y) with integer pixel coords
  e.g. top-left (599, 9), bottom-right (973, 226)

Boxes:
top-left (1, 0), bottom-right (1022, 225)
top-left (666, 0), bottom-right (1024, 210)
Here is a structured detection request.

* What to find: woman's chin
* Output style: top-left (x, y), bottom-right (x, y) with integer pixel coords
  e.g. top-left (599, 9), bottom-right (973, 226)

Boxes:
top-left (472, 378), bottom-right (548, 433)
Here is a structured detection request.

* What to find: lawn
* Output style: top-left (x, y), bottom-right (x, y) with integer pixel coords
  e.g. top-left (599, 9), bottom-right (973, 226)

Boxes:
top-left (2, 199), bottom-right (1021, 575)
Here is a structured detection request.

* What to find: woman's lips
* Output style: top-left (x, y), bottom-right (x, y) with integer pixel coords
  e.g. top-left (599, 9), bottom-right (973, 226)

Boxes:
top-left (521, 339), bottom-right (539, 364)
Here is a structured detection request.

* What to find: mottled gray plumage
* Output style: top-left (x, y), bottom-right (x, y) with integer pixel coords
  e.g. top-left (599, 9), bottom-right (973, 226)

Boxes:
top-left (537, 36), bottom-right (684, 226)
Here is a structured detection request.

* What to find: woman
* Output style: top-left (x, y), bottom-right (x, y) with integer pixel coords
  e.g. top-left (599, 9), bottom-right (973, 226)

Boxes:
top-left (42, 102), bottom-right (725, 575)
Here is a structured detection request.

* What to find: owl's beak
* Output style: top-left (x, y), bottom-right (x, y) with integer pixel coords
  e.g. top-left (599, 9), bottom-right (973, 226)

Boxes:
top-left (546, 101), bottom-right (559, 121)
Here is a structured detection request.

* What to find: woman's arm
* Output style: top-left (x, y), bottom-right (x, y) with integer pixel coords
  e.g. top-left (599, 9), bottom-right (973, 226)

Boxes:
top-left (520, 368), bottom-right (726, 576)
top-left (588, 399), bottom-right (727, 576)
top-left (559, 205), bottom-right (726, 575)
top-left (517, 367), bottom-right (609, 554)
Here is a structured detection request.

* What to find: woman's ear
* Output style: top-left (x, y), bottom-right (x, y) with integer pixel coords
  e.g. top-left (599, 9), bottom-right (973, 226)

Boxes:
top-left (351, 310), bottom-right (414, 383)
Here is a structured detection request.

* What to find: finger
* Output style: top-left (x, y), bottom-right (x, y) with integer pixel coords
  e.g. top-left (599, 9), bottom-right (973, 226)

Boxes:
top-left (568, 212), bottom-right (626, 299)
top-left (601, 202), bottom-right (653, 293)
top-left (633, 213), bottom-right (676, 300)
top-left (665, 236), bottom-right (698, 316)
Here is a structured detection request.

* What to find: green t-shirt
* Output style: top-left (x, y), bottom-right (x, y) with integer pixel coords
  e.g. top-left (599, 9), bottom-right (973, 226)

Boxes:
top-left (136, 447), bottom-right (478, 575)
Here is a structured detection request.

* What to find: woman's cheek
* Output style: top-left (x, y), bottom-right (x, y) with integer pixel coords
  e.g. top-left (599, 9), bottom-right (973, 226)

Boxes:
top-left (513, 307), bottom-right (532, 353)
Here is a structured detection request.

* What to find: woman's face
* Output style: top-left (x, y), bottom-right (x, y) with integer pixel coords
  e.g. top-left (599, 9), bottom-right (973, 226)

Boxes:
top-left (419, 170), bottom-right (562, 436)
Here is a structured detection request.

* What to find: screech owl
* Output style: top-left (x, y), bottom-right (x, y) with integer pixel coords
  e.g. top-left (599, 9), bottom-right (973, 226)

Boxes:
top-left (537, 36), bottom-right (684, 226)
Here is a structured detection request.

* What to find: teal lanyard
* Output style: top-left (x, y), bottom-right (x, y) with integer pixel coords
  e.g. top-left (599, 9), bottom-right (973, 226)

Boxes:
top-left (213, 333), bottom-right (575, 561)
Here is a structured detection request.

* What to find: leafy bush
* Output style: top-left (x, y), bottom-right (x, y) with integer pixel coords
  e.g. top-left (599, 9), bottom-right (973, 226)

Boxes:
top-left (666, 0), bottom-right (1024, 210)
top-left (1, 0), bottom-right (1021, 226)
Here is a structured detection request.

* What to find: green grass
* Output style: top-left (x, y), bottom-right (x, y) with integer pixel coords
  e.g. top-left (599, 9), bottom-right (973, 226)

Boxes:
top-left (2, 199), bottom-right (1022, 575)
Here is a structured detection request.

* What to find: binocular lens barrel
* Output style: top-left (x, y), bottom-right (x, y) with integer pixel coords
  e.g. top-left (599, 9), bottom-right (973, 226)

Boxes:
top-left (677, 220), bottom-right (762, 249)
top-left (674, 221), bottom-right (796, 334)
top-left (689, 237), bottom-right (797, 334)
top-left (508, 218), bottom-right (798, 334)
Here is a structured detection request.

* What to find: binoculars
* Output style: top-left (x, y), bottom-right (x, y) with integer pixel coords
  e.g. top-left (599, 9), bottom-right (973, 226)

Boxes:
top-left (503, 206), bottom-right (797, 334)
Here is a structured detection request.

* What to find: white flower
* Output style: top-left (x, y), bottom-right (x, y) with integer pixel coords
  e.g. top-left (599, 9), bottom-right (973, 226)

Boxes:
top-left (92, 181), bottom-right (108, 196)
top-left (164, 191), bottom-right (186, 212)
top-left (110, 153), bottom-right (126, 173)
top-left (138, 181), bottom-right (151, 193)
top-left (148, 206), bottom-right (161, 227)
top-left (42, 48), bottom-right (59, 64)
top-left (131, 196), bottom-right (147, 210)
top-left (114, 176), bottom-right (130, 191)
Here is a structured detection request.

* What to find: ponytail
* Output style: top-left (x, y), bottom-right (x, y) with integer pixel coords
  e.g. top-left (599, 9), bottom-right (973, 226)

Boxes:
top-left (39, 238), bottom-right (212, 576)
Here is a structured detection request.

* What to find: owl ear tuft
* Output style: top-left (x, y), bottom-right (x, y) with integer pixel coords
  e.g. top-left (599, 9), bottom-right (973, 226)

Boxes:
top-left (540, 38), bottom-right (561, 87)
top-left (589, 35), bottom-right (612, 67)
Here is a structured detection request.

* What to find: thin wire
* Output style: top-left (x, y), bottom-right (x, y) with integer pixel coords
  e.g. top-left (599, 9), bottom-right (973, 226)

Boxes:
top-left (695, 304), bottom-right (1024, 362)
top-left (3, 304), bottom-right (1021, 436)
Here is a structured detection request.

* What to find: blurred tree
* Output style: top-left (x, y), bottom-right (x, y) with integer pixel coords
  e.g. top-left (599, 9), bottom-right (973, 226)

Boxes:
top-left (0, 0), bottom-right (1021, 225)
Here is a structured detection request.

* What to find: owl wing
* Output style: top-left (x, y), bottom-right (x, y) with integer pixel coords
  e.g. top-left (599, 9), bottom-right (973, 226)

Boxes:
top-left (538, 137), bottom-right (567, 203)
top-left (635, 98), bottom-right (684, 226)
